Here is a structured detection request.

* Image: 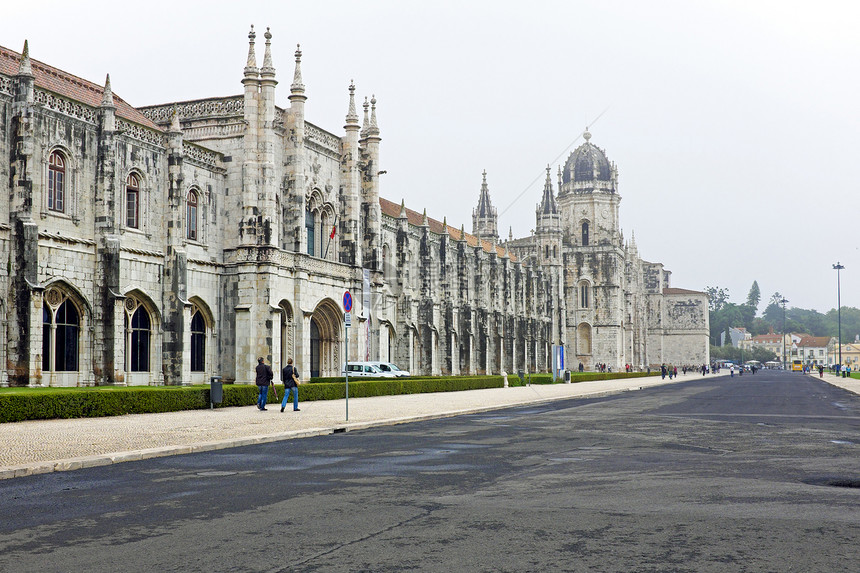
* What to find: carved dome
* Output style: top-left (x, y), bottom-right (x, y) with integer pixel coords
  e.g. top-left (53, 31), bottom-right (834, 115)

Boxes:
top-left (562, 130), bottom-right (612, 184)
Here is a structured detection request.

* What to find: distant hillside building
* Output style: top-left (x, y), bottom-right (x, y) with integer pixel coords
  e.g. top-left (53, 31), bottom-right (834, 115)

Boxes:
top-left (796, 336), bottom-right (837, 367)
top-left (725, 327), bottom-right (751, 347)
top-left (0, 31), bottom-right (708, 387)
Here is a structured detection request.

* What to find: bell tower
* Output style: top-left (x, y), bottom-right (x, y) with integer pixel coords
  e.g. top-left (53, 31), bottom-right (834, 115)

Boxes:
top-left (472, 170), bottom-right (498, 242)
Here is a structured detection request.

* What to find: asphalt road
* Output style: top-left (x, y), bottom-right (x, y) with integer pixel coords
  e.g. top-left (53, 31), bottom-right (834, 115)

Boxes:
top-left (1, 371), bottom-right (858, 572)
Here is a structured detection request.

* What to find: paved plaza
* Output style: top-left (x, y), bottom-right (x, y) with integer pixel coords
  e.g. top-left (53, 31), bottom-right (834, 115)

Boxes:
top-left (2, 372), bottom-right (858, 480)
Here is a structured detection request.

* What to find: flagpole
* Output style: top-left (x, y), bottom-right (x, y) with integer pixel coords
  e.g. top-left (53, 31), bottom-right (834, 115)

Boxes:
top-left (323, 215), bottom-right (338, 260)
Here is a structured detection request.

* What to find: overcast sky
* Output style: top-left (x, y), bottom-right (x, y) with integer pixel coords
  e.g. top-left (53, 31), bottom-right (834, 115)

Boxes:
top-left (4, 0), bottom-right (858, 313)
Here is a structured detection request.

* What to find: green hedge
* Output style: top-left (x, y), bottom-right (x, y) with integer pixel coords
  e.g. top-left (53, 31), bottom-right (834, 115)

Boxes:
top-left (0, 376), bottom-right (503, 423)
top-left (0, 371), bottom-right (657, 423)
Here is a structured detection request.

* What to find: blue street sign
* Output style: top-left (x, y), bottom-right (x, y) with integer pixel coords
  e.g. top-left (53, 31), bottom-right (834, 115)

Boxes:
top-left (343, 290), bottom-right (353, 313)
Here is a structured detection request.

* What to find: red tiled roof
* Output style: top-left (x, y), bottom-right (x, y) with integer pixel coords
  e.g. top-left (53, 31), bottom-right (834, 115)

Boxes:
top-left (379, 197), bottom-right (513, 260)
top-left (663, 287), bottom-right (705, 295)
top-left (752, 334), bottom-right (782, 343)
top-left (0, 44), bottom-right (161, 131)
top-left (798, 336), bottom-right (832, 348)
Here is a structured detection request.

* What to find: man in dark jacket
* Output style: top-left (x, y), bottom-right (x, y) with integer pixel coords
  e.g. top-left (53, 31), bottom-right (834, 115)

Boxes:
top-left (255, 357), bottom-right (273, 410)
top-left (280, 357), bottom-right (301, 412)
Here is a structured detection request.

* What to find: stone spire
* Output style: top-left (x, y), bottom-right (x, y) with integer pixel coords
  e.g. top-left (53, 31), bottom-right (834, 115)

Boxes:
top-left (291, 43), bottom-right (305, 95)
top-left (368, 95), bottom-right (379, 136)
top-left (260, 27), bottom-right (275, 77)
top-left (167, 105), bottom-right (183, 156)
top-left (360, 96), bottom-right (370, 138)
top-left (345, 80), bottom-right (359, 127)
top-left (460, 223), bottom-right (467, 242)
top-left (101, 74), bottom-right (114, 107)
top-left (18, 39), bottom-right (33, 77)
top-left (244, 25), bottom-right (258, 74)
top-left (421, 208), bottom-right (429, 227)
top-left (442, 216), bottom-right (449, 236)
top-left (538, 164), bottom-right (558, 216)
top-left (399, 199), bottom-right (407, 219)
top-left (100, 74), bottom-right (116, 132)
top-left (476, 171), bottom-right (494, 217)
top-left (472, 170), bottom-right (498, 241)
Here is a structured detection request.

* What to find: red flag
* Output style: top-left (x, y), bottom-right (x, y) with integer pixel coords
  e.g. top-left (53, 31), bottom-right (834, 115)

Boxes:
top-left (329, 225), bottom-right (336, 239)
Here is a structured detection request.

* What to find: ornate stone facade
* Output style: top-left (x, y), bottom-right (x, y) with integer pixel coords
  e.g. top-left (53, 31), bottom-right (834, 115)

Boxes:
top-left (0, 30), bottom-right (708, 387)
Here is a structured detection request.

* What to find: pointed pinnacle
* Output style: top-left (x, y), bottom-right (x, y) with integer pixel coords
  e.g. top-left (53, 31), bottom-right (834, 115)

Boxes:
top-left (101, 73), bottom-right (114, 107)
top-left (18, 39), bottom-right (33, 76)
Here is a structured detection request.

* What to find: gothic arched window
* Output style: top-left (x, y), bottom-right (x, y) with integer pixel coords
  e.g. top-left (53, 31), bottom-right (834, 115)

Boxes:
top-left (42, 294), bottom-right (80, 371)
top-left (126, 173), bottom-right (140, 228)
top-left (305, 209), bottom-right (316, 256)
top-left (190, 309), bottom-right (205, 372)
top-left (581, 221), bottom-right (589, 246)
top-left (48, 150), bottom-right (66, 213)
top-left (126, 303), bottom-right (151, 372)
top-left (186, 190), bottom-right (199, 240)
top-left (580, 282), bottom-right (590, 309)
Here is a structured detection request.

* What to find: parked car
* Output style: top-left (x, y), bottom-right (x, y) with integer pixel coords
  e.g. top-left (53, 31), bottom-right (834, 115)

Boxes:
top-left (342, 362), bottom-right (397, 378)
top-left (369, 361), bottom-right (410, 377)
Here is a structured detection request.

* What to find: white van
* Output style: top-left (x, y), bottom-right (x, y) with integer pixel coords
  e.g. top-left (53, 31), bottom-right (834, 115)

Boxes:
top-left (369, 361), bottom-right (410, 377)
top-left (342, 362), bottom-right (397, 378)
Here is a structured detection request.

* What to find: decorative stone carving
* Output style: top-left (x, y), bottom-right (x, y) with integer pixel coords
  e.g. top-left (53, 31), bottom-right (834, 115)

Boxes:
top-left (117, 119), bottom-right (166, 147)
top-left (45, 288), bottom-right (62, 307)
top-left (34, 89), bottom-right (98, 124)
top-left (140, 97), bottom-right (244, 124)
top-left (0, 75), bottom-right (13, 95)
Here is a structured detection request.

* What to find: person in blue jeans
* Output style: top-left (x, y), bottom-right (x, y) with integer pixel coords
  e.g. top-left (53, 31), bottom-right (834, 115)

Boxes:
top-left (255, 357), bottom-right (273, 410)
top-left (281, 357), bottom-right (301, 412)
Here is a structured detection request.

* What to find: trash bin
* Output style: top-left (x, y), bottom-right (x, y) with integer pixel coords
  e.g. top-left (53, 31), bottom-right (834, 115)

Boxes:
top-left (517, 369), bottom-right (525, 384)
top-left (210, 376), bottom-right (223, 408)
top-left (564, 370), bottom-right (571, 383)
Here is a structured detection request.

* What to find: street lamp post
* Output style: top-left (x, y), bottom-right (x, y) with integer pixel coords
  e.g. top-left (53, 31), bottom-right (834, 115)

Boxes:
top-left (780, 297), bottom-right (789, 371)
top-left (833, 262), bottom-right (844, 372)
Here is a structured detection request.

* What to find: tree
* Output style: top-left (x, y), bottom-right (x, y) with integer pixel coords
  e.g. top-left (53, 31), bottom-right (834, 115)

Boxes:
top-left (768, 291), bottom-right (784, 308)
top-left (705, 286), bottom-right (729, 312)
top-left (746, 280), bottom-right (761, 312)
top-left (709, 302), bottom-right (745, 343)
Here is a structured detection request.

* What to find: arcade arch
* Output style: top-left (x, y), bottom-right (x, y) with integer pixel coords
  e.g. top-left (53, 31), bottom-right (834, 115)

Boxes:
top-left (310, 298), bottom-right (342, 377)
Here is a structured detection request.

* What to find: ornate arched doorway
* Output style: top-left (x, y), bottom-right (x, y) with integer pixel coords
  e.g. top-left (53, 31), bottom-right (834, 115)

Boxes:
top-left (310, 299), bottom-right (341, 378)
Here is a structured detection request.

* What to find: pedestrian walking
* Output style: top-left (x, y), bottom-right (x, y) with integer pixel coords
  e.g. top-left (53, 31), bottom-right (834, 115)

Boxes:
top-left (255, 357), bottom-right (273, 410)
top-left (281, 358), bottom-right (301, 412)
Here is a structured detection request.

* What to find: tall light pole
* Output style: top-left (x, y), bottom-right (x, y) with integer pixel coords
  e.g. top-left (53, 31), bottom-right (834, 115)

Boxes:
top-left (780, 297), bottom-right (789, 370)
top-left (833, 262), bottom-right (844, 371)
